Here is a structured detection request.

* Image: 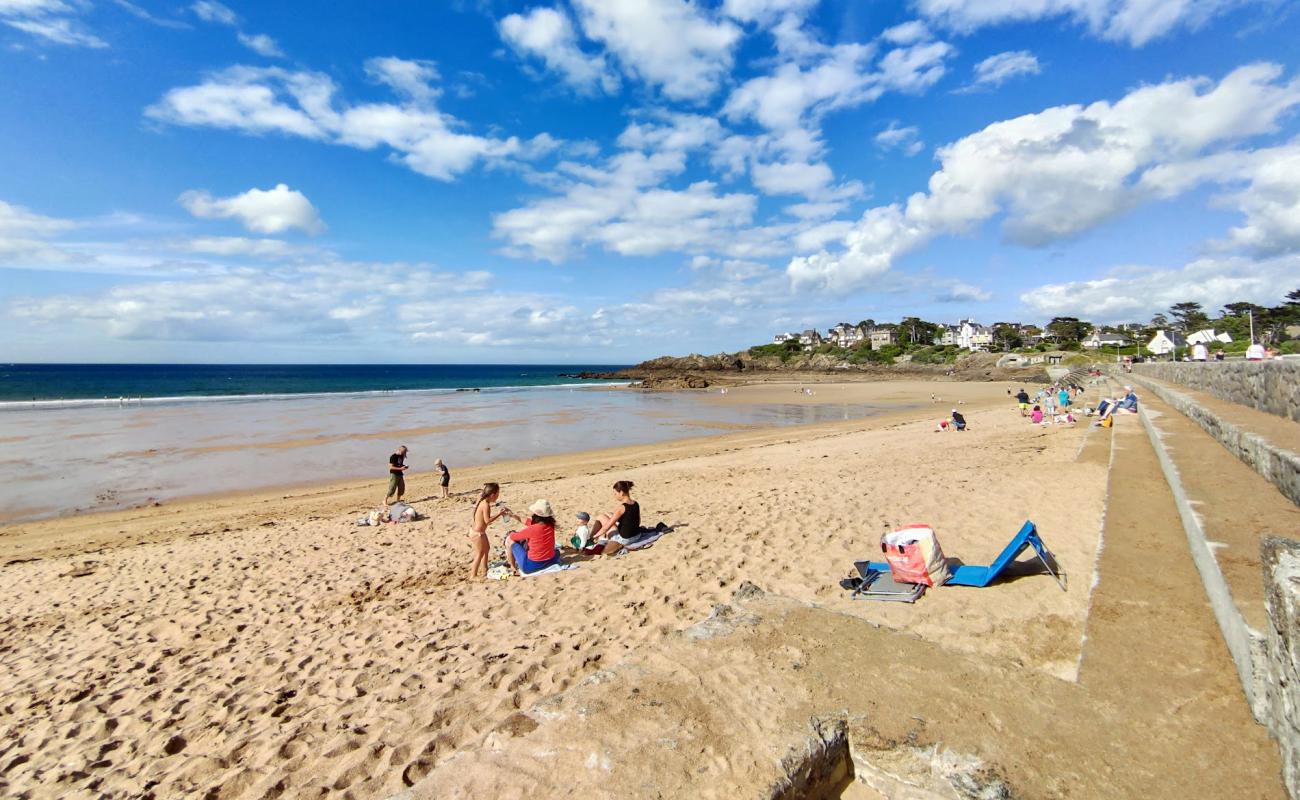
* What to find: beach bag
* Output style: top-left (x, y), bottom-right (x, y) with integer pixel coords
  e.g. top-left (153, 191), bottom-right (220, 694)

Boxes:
top-left (1101, 416), bottom-right (1114, 428)
top-left (880, 525), bottom-right (951, 587)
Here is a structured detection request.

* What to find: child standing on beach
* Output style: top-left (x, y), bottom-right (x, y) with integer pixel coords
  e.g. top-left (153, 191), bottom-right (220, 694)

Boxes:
top-left (435, 459), bottom-right (450, 499)
top-left (469, 483), bottom-right (510, 579)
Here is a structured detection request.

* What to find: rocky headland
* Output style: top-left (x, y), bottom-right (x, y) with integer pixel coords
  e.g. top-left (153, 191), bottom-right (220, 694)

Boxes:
top-left (574, 350), bottom-right (1053, 390)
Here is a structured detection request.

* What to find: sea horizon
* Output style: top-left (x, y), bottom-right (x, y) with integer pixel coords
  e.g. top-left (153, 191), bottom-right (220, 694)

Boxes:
top-left (0, 362), bottom-right (633, 405)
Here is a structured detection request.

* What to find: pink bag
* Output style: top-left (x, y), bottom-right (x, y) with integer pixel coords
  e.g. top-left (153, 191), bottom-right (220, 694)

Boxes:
top-left (880, 525), bottom-right (950, 587)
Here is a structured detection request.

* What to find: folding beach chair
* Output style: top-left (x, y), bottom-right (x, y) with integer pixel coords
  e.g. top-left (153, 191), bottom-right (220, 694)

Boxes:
top-left (845, 564), bottom-right (926, 603)
top-left (865, 520), bottom-right (1066, 591)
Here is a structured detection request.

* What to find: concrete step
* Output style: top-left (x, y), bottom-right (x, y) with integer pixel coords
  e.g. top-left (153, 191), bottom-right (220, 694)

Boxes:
top-left (1127, 373), bottom-right (1300, 507)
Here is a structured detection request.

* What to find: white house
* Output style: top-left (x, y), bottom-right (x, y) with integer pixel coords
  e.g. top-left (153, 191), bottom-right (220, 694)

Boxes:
top-left (958, 320), bottom-right (994, 351)
top-left (799, 329), bottom-right (823, 349)
top-left (1083, 331), bottom-right (1132, 349)
top-left (869, 327), bottom-right (897, 351)
top-left (1147, 329), bottom-right (1185, 356)
top-left (936, 325), bottom-right (960, 346)
top-left (828, 323), bottom-right (864, 348)
top-left (773, 332), bottom-right (799, 344)
top-left (1186, 328), bottom-right (1233, 345)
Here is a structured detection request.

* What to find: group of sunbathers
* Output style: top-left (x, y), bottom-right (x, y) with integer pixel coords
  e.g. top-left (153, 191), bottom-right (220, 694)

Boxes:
top-left (467, 479), bottom-right (645, 578)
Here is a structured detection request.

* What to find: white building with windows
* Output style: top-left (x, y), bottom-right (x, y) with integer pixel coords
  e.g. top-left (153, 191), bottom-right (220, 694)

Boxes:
top-left (958, 320), bottom-right (994, 351)
top-left (828, 323), bottom-right (865, 348)
top-left (799, 329), bottom-right (823, 349)
top-left (1083, 331), bottom-right (1132, 349)
top-left (1147, 329), bottom-right (1185, 356)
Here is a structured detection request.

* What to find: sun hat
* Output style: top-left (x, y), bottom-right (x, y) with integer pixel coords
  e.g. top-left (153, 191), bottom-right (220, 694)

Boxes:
top-left (576, 511), bottom-right (590, 522)
top-left (528, 499), bottom-right (554, 517)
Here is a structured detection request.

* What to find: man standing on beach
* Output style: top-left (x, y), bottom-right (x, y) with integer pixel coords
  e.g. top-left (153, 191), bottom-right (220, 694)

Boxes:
top-left (386, 446), bottom-right (408, 506)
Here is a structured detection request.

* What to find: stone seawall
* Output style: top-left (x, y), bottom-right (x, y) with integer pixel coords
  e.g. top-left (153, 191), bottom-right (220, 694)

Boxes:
top-left (1264, 537), bottom-right (1300, 800)
top-left (1131, 359), bottom-right (1300, 423)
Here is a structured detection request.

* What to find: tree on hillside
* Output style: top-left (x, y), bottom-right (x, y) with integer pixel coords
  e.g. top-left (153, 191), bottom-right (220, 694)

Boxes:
top-left (897, 317), bottom-right (938, 347)
top-left (990, 322), bottom-right (1022, 351)
top-left (1168, 301), bottom-right (1209, 333)
top-left (1217, 301), bottom-right (1266, 341)
top-left (855, 319), bottom-right (876, 331)
top-left (1045, 316), bottom-right (1091, 344)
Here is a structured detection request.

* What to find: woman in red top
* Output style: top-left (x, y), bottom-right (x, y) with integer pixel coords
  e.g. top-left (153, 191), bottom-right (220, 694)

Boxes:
top-left (507, 499), bottom-right (560, 575)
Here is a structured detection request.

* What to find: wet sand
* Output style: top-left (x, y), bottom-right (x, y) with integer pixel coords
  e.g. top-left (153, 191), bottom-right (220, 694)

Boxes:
top-left (0, 381), bottom-right (928, 523)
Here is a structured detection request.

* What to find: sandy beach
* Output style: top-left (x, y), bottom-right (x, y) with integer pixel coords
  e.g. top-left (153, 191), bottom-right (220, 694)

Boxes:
top-left (0, 379), bottom-right (1119, 798)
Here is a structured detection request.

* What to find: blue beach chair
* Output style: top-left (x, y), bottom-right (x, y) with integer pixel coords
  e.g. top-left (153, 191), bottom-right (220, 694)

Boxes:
top-left (865, 520), bottom-right (1066, 591)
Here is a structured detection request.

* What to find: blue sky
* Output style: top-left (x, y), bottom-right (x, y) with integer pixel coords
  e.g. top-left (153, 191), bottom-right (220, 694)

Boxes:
top-left (1, 0), bottom-right (1298, 363)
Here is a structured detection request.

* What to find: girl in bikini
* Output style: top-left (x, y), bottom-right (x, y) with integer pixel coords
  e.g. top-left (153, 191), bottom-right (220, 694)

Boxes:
top-left (470, 483), bottom-right (512, 579)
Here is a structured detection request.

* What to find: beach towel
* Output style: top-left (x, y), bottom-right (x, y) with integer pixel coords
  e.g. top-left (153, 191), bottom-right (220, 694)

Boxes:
top-left (623, 524), bottom-right (673, 551)
top-left (518, 563), bottom-right (577, 578)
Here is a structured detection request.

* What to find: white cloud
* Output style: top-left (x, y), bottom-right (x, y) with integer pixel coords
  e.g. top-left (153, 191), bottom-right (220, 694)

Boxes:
top-left (1020, 254), bottom-right (1299, 321)
top-left (365, 56), bottom-right (439, 103)
top-left (788, 63), bottom-right (1300, 292)
top-left (934, 280), bottom-right (993, 302)
top-left (721, 21), bottom-right (952, 198)
top-left (237, 31), bottom-right (283, 58)
top-left (882, 20), bottom-right (934, 44)
top-left (875, 122), bottom-right (925, 156)
top-left (0, 199), bottom-right (83, 265)
top-left (178, 184), bottom-right (325, 235)
top-left (181, 236), bottom-right (312, 259)
top-left (499, 6), bottom-right (618, 94)
top-left (915, 0), bottom-right (1259, 47)
top-left (967, 50), bottom-right (1040, 90)
top-left (750, 160), bottom-right (835, 196)
top-left (147, 62), bottom-right (553, 181)
top-left (10, 260), bottom-right (499, 343)
top-left (191, 4), bottom-right (286, 61)
top-left (1140, 141), bottom-right (1300, 257)
top-left (571, 0), bottom-right (741, 101)
top-left (1, 0), bottom-right (105, 47)
top-left (722, 0), bottom-right (818, 24)
top-left (493, 113), bottom-right (759, 261)
top-left (191, 0), bottom-right (236, 25)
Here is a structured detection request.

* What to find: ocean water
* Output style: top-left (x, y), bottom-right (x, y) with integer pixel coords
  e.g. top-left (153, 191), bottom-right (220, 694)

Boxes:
top-left (0, 380), bottom-right (896, 522)
top-left (0, 363), bottom-right (628, 405)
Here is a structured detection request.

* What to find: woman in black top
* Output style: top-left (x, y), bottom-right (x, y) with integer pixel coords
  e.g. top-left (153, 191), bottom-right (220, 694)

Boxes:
top-left (591, 480), bottom-right (640, 556)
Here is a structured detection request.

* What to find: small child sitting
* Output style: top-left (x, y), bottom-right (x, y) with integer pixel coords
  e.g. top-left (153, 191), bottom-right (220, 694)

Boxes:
top-left (570, 511), bottom-right (593, 550)
top-left (1030, 405), bottom-right (1045, 425)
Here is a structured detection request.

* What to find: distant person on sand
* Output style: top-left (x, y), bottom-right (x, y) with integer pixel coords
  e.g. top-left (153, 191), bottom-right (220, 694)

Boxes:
top-left (1058, 387), bottom-right (1071, 409)
top-left (1031, 405), bottom-right (1044, 424)
top-left (435, 458), bottom-right (450, 499)
top-left (590, 480), bottom-right (642, 556)
top-left (1016, 388), bottom-right (1030, 415)
top-left (506, 499), bottom-right (560, 575)
top-left (385, 446), bottom-right (408, 505)
top-left (470, 483), bottom-right (511, 579)
top-left (951, 409), bottom-right (966, 431)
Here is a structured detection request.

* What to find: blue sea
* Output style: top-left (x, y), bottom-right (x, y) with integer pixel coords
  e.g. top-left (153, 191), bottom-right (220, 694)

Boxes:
top-left (0, 363), bottom-right (629, 406)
